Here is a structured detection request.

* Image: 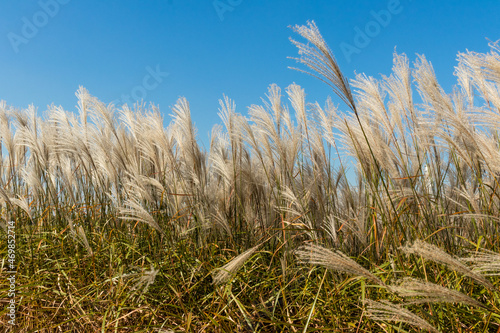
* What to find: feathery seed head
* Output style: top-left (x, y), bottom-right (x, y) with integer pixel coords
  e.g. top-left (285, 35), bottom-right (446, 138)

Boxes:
top-left (402, 240), bottom-right (494, 289)
top-left (366, 299), bottom-right (438, 333)
top-left (212, 245), bottom-right (260, 285)
top-left (296, 243), bottom-right (384, 285)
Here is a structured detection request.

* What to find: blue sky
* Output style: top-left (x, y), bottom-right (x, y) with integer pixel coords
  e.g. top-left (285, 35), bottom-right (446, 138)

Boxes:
top-left (1, 0), bottom-right (499, 147)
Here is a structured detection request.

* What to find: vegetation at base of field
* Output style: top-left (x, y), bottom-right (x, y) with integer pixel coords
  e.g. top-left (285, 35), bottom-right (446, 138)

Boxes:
top-left (1, 21), bottom-right (500, 331)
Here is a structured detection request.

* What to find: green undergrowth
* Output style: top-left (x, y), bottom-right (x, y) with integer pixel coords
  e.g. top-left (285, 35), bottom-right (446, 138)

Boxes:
top-left (2, 222), bottom-right (500, 332)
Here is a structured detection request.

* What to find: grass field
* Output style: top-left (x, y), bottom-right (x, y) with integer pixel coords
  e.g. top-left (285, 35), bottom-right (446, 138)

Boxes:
top-left (2, 22), bottom-right (500, 332)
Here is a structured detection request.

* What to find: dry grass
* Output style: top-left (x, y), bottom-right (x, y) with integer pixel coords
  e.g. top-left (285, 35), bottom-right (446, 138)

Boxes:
top-left (1, 21), bottom-right (500, 332)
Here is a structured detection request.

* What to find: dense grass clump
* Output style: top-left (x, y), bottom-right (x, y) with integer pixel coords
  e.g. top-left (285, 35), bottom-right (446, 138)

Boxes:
top-left (2, 21), bottom-right (500, 331)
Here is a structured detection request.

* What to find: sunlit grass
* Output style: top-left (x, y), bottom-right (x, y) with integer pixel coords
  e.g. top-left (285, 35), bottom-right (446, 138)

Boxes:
top-left (1, 21), bottom-right (500, 331)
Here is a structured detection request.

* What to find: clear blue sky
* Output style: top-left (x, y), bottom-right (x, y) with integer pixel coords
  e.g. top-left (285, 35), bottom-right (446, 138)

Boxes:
top-left (1, 0), bottom-right (499, 147)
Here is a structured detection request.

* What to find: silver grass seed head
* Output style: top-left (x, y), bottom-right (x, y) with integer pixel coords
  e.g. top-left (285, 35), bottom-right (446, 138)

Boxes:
top-left (390, 277), bottom-right (485, 309)
top-left (132, 264), bottom-right (159, 294)
top-left (296, 243), bottom-right (384, 286)
top-left (366, 299), bottom-right (438, 333)
top-left (289, 21), bottom-right (356, 113)
top-left (212, 244), bottom-right (260, 285)
top-left (463, 249), bottom-right (500, 277)
top-left (402, 240), bottom-right (494, 290)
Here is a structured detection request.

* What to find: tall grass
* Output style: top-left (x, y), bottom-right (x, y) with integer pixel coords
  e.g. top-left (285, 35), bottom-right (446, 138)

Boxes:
top-left (1, 21), bottom-right (500, 331)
